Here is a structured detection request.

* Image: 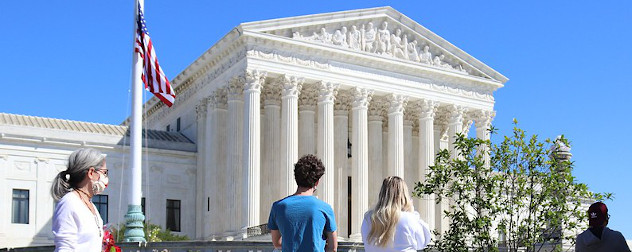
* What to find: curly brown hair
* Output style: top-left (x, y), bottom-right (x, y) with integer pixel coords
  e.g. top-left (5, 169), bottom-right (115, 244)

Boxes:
top-left (294, 154), bottom-right (325, 188)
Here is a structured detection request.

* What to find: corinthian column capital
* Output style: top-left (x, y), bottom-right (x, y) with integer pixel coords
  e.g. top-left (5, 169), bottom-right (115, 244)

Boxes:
top-left (278, 75), bottom-right (304, 98)
top-left (245, 69), bottom-right (267, 91)
top-left (228, 76), bottom-right (245, 101)
top-left (351, 87), bottom-right (373, 109)
top-left (211, 87), bottom-right (228, 110)
top-left (474, 110), bottom-right (495, 129)
top-left (447, 105), bottom-right (468, 125)
top-left (299, 84), bottom-right (318, 111)
top-left (419, 99), bottom-right (439, 119)
top-left (335, 89), bottom-right (352, 114)
top-left (196, 98), bottom-right (208, 119)
top-left (262, 82), bottom-right (282, 106)
top-left (317, 81), bottom-right (339, 103)
top-left (388, 94), bottom-right (408, 115)
top-left (368, 96), bottom-right (388, 118)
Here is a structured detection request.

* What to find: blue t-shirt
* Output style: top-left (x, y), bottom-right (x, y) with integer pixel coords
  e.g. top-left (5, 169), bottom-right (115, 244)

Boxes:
top-left (268, 195), bottom-right (337, 252)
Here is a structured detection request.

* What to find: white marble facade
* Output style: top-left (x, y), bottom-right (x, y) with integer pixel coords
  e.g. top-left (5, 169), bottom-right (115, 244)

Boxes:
top-left (0, 6), bottom-right (507, 247)
top-left (140, 6), bottom-right (506, 240)
top-left (0, 114), bottom-right (197, 248)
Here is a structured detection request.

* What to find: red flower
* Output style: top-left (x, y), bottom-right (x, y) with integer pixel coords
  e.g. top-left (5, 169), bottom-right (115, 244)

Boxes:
top-left (102, 227), bottom-right (121, 252)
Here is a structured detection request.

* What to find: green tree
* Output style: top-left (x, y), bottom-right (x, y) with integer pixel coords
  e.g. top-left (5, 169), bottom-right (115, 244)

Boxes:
top-left (414, 121), bottom-right (606, 252)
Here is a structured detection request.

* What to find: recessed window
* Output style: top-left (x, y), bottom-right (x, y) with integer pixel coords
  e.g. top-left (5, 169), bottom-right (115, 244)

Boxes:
top-left (166, 199), bottom-right (181, 232)
top-left (141, 197), bottom-right (146, 216)
top-left (166, 125), bottom-right (171, 132)
top-left (92, 195), bottom-right (108, 224)
top-left (176, 117), bottom-right (181, 132)
top-left (12, 189), bottom-right (29, 224)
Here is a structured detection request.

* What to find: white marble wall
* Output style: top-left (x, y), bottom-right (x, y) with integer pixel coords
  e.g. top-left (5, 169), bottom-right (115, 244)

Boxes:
top-left (0, 139), bottom-right (196, 248)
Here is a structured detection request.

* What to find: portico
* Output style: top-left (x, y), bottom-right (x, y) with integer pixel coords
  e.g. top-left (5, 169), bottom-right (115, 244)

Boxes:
top-left (141, 6), bottom-right (507, 240)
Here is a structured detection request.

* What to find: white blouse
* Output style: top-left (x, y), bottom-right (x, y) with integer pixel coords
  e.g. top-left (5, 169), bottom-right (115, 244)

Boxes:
top-left (52, 191), bottom-right (103, 252)
top-left (361, 210), bottom-right (432, 252)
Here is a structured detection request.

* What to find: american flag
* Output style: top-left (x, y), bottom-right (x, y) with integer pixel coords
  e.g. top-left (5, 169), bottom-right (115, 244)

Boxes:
top-left (135, 4), bottom-right (175, 107)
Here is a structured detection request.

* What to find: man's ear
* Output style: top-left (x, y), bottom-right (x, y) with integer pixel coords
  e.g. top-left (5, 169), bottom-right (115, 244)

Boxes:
top-left (314, 180), bottom-right (320, 187)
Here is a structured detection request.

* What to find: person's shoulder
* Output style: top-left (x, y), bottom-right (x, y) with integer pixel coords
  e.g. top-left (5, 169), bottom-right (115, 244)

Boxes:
top-left (273, 195), bottom-right (295, 205)
top-left (575, 228), bottom-right (590, 239)
top-left (54, 192), bottom-right (80, 215)
top-left (605, 227), bottom-right (627, 239)
top-left (57, 192), bottom-right (78, 207)
top-left (399, 211), bottom-right (421, 221)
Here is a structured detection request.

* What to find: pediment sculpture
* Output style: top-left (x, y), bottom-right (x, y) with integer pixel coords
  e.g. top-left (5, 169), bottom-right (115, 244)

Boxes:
top-left (291, 21), bottom-right (471, 75)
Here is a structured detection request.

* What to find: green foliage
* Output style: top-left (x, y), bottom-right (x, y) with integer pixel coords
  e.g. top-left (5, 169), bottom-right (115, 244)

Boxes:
top-left (413, 121), bottom-right (607, 252)
top-left (112, 221), bottom-right (189, 242)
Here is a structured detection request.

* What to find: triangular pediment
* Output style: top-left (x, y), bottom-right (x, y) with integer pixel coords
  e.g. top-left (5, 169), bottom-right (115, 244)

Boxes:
top-left (239, 6), bottom-right (507, 83)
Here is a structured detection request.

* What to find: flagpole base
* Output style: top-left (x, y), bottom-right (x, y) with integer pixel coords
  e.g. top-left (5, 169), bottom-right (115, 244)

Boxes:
top-left (124, 204), bottom-right (146, 242)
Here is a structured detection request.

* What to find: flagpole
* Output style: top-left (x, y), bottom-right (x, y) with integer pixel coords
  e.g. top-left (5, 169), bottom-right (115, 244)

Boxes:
top-left (124, 0), bottom-right (146, 242)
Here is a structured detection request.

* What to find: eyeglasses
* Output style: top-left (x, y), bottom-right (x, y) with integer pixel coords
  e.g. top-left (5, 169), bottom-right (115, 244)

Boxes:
top-left (97, 169), bottom-right (108, 176)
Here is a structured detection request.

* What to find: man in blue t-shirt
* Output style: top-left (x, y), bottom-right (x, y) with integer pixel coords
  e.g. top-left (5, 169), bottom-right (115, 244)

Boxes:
top-left (268, 154), bottom-right (338, 252)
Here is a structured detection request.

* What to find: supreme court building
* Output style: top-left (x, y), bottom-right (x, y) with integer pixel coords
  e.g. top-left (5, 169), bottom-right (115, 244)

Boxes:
top-left (0, 7), bottom-right (506, 248)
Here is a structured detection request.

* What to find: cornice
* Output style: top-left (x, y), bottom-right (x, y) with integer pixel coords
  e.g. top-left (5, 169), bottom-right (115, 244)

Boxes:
top-left (244, 43), bottom-right (496, 105)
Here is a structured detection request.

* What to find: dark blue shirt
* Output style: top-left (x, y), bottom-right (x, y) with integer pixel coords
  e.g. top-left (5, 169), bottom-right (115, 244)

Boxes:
top-left (268, 195), bottom-right (337, 252)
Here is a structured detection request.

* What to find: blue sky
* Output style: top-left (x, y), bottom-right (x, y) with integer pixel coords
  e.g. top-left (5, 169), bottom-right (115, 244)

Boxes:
top-left (1, 0), bottom-right (630, 240)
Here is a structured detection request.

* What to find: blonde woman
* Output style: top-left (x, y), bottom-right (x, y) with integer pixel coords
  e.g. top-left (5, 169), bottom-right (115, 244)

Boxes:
top-left (361, 176), bottom-right (431, 252)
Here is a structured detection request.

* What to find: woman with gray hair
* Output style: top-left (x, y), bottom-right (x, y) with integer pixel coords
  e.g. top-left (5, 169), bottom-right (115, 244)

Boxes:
top-left (51, 148), bottom-right (109, 251)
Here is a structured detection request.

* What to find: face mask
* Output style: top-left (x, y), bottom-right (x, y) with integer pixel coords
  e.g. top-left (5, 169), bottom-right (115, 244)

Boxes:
top-left (92, 172), bottom-right (109, 195)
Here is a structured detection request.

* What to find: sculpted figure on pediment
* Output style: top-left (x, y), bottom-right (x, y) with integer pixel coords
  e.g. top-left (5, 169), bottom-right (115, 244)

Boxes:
top-left (375, 21), bottom-right (391, 55)
top-left (292, 31), bottom-right (303, 39)
top-left (433, 54), bottom-right (444, 67)
top-left (332, 26), bottom-right (348, 47)
top-left (456, 64), bottom-right (468, 73)
top-left (348, 25), bottom-right (362, 50)
top-left (390, 29), bottom-right (407, 59)
top-left (312, 27), bottom-right (331, 43)
top-left (408, 40), bottom-right (420, 62)
top-left (362, 22), bottom-right (377, 52)
top-left (434, 54), bottom-right (455, 70)
top-left (420, 45), bottom-right (432, 64)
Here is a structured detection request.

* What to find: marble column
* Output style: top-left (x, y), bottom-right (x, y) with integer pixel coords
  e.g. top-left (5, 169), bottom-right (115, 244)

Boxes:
top-left (227, 77), bottom-right (244, 234)
top-left (299, 85), bottom-right (317, 157)
top-left (280, 75), bottom-right (303, 196)
top-left (211, 89), bottom-right (228, 236)
top-left (418, 100), bottom-right (438, 233)
top-left (334, 91), bottom-right (351, 238)
top-left (403, 108), bottom-right (416, 207)
top-left (434, 113), bottom-right (449, 236)
top-left (447, 105), bottom-right (467, 159)
top-left (203, 97), bottom-right (216, 238)
top-left (317, 82), bottom-right (338, 207)
top-left (350, 87), bottom-right (372, 240)
top-left (367, 96), bottom-right (386, 208)
top-left (195, 98), bottom-right (208, 238)
top-left (242, 70), bottom-right (266, 229)
top-left (475, 110), bottom-right (494, 168)
top-left (261, 81), bottom-right (282, 223)
top-left (388, 94), bottom-right (407, 178)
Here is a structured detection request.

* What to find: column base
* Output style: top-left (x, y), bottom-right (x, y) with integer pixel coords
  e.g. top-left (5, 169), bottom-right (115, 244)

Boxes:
top-left (123, 204), bottom-right (146, 242)
top-left (348, 233), bottom-right (362, 242)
